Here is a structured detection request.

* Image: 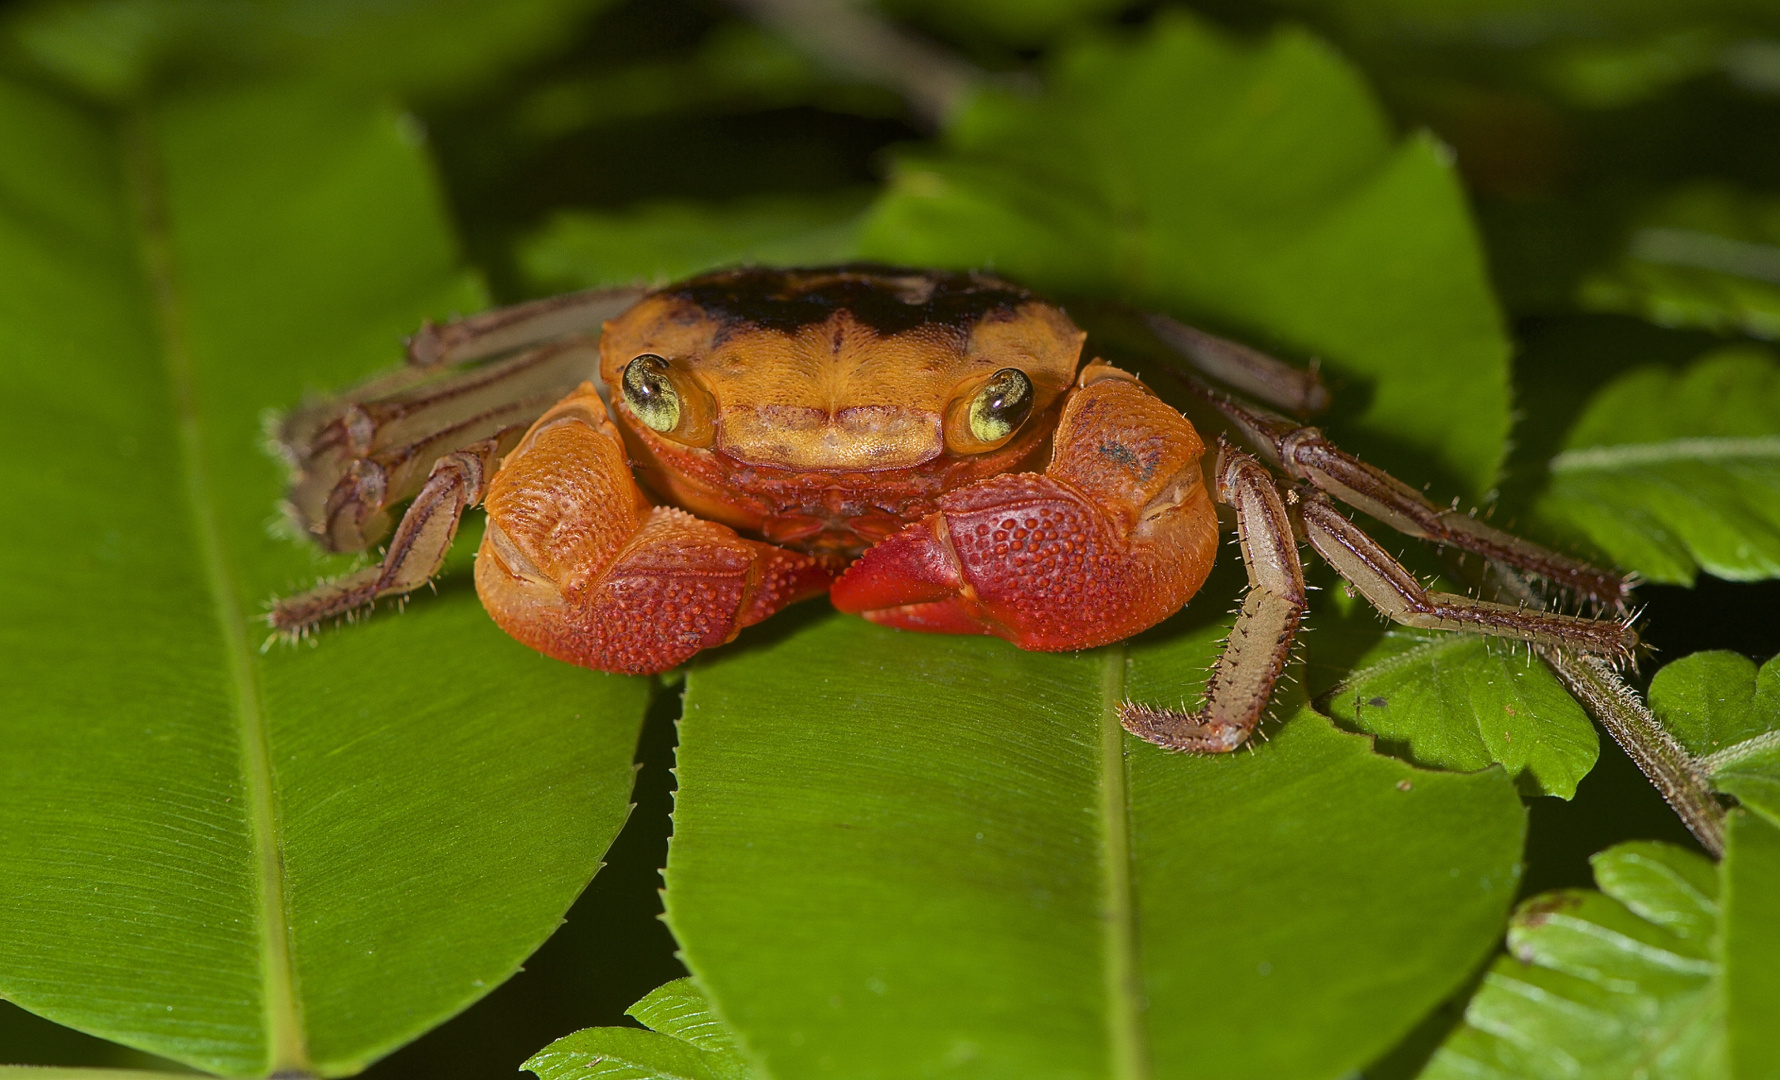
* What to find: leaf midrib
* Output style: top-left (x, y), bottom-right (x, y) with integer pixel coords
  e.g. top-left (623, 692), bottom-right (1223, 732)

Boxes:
top-left (124, 107), bottom-right (307, 1073)
top-left (1550, 435), bottom-right (1780, 473)
top-left (1097, 646), bottom-right (1149, 1080)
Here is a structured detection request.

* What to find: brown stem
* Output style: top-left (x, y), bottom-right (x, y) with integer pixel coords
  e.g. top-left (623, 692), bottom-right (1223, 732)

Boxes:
top-left (1537, 647), bottom-right (1726, 857)
top-left (727, 0), bottom-right (983, 127)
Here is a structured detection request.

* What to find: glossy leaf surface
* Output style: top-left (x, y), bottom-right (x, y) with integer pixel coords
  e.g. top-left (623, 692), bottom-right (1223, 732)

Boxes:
top-left (1650, 651), bottom-right (1780, 829)
top-left (0, 79), bottom-right (648, 1075)
top-left (523, 980), bottom-right (755, 1080)
top-left (665, 611), bottom-right (1526, 1080)
top-left (1535, 346), bottom-right (1780, 584)
top-left (857, 11), bottom-right (1514, 499)
top-left (1423, 841), bottom-right (1726, 1080)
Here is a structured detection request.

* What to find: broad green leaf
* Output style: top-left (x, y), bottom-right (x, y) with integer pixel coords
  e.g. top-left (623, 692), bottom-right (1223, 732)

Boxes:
top-left (522, 979), bottom-right (755, 1080)
top-left (1534, 346), bottom-right (1780, 584)
top-left (1579, 185), bottom-right (1780, 341)
top-left (0, 79), bottom-right (648, 1076)
top-left (1320, 630), bottom-right (1598, 798)
top-left (664, 610), bottom-right (1526, 1080)
top-left (1649, 651), bottom-right (1780, 828)
top-left (1422, 841), bottom-right (1726, 1080)
top-left (519, 192), bottom-right (872, 293)
top-left (857, 10), bottom-right (1514, 498)
top-left (1723, 812), bottom-right (1780, 1080)
top-left (7, 0), bottom-right (616, 101)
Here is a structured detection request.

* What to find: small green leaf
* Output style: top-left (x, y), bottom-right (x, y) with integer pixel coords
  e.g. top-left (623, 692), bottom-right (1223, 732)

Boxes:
top-left (857, 10), bottom-right (1514, 497)
top-left (519, 192), bottom-right (872, 293)
top-left (663, 611), bottom-right (1526, 1080)
top-left (1423, 841), bottom-right (1726, 1080)
top-left (522, 979), bottom-right (755, 1080)
top-left (1535, 346), bottom-right (1780, 584)
top-left (0, 79), bottom-right (648, 1076)
top-left (1650, 651), bottom-right (1780, 828)
top-left (1580, 184), bottom-right (1780, 340)
top-left (1724, 812), bottom-right (1780, 1080)
top-left (1322, 632), bottom-right (1599, 798)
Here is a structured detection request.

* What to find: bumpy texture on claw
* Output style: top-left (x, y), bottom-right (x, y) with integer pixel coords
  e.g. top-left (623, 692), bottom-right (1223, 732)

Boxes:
top-left (830, 361), bottom-right (1220, 650)
top-left (475, 383), bottom-right (833, 675)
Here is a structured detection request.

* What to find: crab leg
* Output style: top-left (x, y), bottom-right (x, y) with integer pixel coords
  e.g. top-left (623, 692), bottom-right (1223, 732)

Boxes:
top-left (829, 361), bottom-right (1222, 653)
top-left (405, 285), bottom-right (648, 366)
top-left (1118, 443), bottom-right (1309, 752)
top-left (1185, 379), bottom-right (1632, 608)
top-left (473, 384), bottom-right (834, 675)
top-left (1294, 490), bottom-right (1637, 661)
top-left (277, 339), bottom-right (605, 552)
top-left (269, 432), bottom-right (516, 635)
top-left (1143, 313), bottom-right (1329, 415)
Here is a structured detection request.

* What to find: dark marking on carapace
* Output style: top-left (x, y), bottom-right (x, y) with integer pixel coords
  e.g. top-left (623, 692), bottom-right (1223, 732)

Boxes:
top-left (666, 264), bottom-right (1036, 338)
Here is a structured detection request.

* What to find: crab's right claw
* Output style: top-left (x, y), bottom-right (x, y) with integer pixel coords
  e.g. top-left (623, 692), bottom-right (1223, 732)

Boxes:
top-left (831, 361), bottom-right (1220, 652)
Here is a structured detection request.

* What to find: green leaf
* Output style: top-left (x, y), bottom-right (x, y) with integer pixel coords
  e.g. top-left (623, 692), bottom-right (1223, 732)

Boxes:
top-left (662, 610), bottom-right (1526, 1079)
top-left (1650, 651), bottom-right (1780, 828)
top-left (519, 192), bottom-right (873, 293)
top-left (1320, 630), bottom-right (1599, 799)
top-left (1533, 346), bottom-right (1780, 585)
top-left (1422, 841), bottom-right (1726, 1080)
top-left (0, 79), bottom-right (648, 1076)
top-left (7, 0), bottom-right (616, 100)
top-left (1580, 185), bottom-right (1780, 341)
top-left (857, 11), bottom-right (1514, 498)
top-left (522, 979), bottom-right (755, 1080)
top-left (1724, 812), bottom-right (1780, 1080)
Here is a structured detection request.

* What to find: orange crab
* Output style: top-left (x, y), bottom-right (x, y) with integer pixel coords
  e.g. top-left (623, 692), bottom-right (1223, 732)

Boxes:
top-left (272, 265), bottom-right (1634, 751)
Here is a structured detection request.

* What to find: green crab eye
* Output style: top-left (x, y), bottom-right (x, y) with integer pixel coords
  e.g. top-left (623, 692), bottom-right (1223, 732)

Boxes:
top-left (622, 354), bottom-right (681, 433)
top-left (968, 368), bottom-right (1034, 444)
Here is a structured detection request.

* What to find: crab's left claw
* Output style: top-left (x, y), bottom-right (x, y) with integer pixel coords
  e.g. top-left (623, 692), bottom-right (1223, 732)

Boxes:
top-left (831, 362), bottom-right (1220, 651)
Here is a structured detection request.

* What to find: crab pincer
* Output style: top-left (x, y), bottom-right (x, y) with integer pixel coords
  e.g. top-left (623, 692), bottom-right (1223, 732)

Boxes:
top-left (830, 362), bottom-right (1220, 651)
top-left (475, 383), bottom-right (834, 675)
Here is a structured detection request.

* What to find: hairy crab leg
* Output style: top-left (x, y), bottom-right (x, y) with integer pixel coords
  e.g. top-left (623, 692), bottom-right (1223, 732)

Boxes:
top-left (277, 339), bottom-right (604, 553)
top-left (405, 285), bottom-right (648, 366)
top-left (474, 383), bottom-right (834, 675)
top-left (1184, 378), bottom-right (1632, 609)
top-left (268, 432), bottom-right (516, 636)
top-left (1118, 443), bottom-right (1308, 753)
top-left (1143, 312), bottom-right (1329, 415)
top-left (1295, 490), bottom-right (1638, 661)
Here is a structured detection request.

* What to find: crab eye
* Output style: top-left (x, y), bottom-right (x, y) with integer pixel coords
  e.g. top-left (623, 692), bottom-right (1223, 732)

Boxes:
top-left (967, 368), bottom-right (1034, 444)
top-left (622, 354), bottom-right (681, 433)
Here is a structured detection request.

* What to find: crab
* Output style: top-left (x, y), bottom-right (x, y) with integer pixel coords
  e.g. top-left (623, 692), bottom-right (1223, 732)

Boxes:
top-left (270, 265), bottom-right (1636, 752)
